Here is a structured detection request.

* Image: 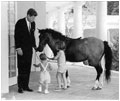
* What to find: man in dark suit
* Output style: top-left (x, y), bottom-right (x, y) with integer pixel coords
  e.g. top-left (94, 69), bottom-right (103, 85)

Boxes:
top-left (14, 8), bottom-right (37, 93)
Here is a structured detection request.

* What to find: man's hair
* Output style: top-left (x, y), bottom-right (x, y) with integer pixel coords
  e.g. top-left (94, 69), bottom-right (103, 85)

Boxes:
top-left (27, 8), bottom-right (38, 16)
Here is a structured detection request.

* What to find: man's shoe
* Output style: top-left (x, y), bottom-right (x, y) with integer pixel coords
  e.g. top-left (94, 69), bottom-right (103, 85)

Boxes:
top-left (23, 88), bottom-right (33, 92)
top-left (18, 88), bottom-right (23, 93)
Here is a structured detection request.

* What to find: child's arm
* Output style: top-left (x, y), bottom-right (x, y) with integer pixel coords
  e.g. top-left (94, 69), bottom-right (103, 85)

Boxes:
top-left (47, 54), bottom-right (59, 60)
top-left (54, 52), bottom-right (60, 60)
top-left (47, 57), bottom-right (54, 60)
top-left (33, 63), bottom-right (40, 67)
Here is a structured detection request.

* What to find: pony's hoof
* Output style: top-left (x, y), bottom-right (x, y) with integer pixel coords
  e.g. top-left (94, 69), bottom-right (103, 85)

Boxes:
top-left (67, 85), bottom-right (70, 88)
top-left (92, 87), bottom-right (102, 90)
top-left (92, 87), bottom-right (97, 90)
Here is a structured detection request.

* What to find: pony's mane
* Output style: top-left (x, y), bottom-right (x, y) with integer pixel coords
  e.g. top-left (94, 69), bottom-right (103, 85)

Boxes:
top-left (45, 28), bottom-right (67, 41)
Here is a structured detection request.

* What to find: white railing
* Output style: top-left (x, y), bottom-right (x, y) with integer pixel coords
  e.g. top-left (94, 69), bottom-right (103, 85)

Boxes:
top-left (107, 16), bottom-right (119, 28)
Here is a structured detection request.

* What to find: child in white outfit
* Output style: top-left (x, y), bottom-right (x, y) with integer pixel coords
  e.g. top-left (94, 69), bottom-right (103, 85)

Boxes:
top-left (34, 53), bottom-right (52, 94)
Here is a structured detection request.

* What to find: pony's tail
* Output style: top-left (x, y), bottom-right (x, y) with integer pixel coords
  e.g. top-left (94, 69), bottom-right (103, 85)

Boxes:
top-left (104, 41), bottom-right (112, 82)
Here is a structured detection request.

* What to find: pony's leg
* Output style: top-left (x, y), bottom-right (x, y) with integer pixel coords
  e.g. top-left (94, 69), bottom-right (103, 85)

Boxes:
top-left (99, 55), bottom-right (105, 88)
top-left (92, 79), bottom-right (99, 90)
top-left (67, 76), bottom-right (71, 87)
top-left (66, 70), bottom-right (71, 87)
top-left (92, 65), bottom-right (103, 90)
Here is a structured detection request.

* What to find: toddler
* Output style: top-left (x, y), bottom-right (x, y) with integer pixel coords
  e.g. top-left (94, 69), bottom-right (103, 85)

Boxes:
top-left (34, 53), bottom-right (52, 94)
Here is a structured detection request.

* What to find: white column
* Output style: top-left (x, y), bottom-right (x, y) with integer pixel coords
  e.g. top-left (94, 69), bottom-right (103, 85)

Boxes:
top-left (1, 1), bottom-right (9, 93)
top-left (34, 1), bottom-right (46, 29)
top-left (46, 12), bottom-right (53, 28)
top-left (57, 8), bottom-right (66, 35)
top-left (73, 1), bottom-right (83, 38)
top-left (16, 1), bottom-right (34, 20)
top-left (96, 1), bottom-right (107, 41)
top-left (73, 1), bottom-right (85, 66)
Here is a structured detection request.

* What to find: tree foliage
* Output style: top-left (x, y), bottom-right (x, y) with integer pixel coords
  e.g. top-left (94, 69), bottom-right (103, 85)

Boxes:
top-left (107, 1), bottom-right (119, 15)
top-left (111, 34), bottom-right (119, 71)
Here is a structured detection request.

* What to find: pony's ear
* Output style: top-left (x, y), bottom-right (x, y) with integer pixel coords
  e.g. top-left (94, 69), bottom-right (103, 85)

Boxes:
top-left (37, 28), bottom-right (40, 31)
top-left (37, 28), bottom-right (41, 34)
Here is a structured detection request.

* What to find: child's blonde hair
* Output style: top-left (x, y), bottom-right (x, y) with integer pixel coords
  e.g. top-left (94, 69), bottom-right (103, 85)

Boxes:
top-left (55, 41), bottom-right (66, 50)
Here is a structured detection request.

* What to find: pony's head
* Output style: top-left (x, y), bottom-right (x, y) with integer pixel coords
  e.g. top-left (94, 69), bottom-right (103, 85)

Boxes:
top-left (36, 29), bottom-right (48, 52)
top-left (36, 28), bottom-right (67, 54)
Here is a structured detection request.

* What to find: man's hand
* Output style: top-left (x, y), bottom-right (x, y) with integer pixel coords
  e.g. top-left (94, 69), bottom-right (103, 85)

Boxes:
top-left (33, 47), bottom-right (38, 52)
top-left (16, 48), bottom-right (23, 56)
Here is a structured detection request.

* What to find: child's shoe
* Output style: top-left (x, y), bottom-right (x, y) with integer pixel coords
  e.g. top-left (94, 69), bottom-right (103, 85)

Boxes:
top-left (38, 86), bottom-right (42, 92)
top-left (62, 87), bottom-right (67, 90)
top-left (44, 89), bottom-right (49, 94)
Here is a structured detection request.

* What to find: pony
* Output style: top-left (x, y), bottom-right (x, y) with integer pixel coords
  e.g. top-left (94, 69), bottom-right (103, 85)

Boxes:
top-left (36, 28), bottom-right (112, 90)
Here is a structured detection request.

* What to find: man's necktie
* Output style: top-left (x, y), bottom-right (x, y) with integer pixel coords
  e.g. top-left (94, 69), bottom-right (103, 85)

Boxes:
top-left (29, 22), bottom-right (31, 32)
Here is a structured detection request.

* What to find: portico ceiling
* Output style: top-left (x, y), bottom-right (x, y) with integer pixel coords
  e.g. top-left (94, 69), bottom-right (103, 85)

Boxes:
top-left (46, 1), bottom-right (73, 12)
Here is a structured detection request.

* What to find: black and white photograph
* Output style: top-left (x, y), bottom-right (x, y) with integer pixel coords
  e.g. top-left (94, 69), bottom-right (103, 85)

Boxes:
top-left (1, 1), bottom-right (119, 100)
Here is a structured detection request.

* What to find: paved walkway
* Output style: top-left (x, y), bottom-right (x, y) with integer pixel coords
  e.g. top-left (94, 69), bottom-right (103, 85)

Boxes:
top-left (2, 62), bottom-right (119, 100)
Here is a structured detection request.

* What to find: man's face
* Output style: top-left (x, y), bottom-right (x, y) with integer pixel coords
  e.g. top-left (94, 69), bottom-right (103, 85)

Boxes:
top-left (27, 15), bottom-right (36, 23)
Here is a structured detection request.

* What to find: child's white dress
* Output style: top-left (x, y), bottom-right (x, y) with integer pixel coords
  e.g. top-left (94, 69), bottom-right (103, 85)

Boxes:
top-left (39, 62), bottom-right (52, 84)
top-left (54, 50), bottom-right (67, 73)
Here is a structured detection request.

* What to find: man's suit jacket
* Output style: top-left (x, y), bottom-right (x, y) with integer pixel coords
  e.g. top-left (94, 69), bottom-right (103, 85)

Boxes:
top-left (14, 18), bottom-right (36, 52)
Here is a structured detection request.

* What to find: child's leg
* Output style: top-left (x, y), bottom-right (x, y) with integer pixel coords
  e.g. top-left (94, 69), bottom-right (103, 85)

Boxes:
top-left (38, 83), bottom-right (42, 92)
top-left (62, 72), bottom-right (67, 89)
top-left (56, 72), bottom-right (62, 88)
top-left (44, 83), bottom-right (49, 94)
top-left (45, 83), bottom-right (48, 90)
top-left (61, 78), bottom-right (64, 88)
